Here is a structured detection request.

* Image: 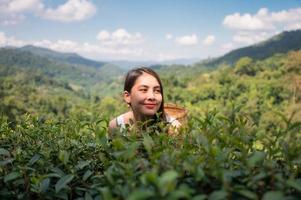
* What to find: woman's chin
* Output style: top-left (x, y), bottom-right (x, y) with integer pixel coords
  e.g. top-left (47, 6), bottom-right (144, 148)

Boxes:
top-left (141, 109), bottom-right (157, 117)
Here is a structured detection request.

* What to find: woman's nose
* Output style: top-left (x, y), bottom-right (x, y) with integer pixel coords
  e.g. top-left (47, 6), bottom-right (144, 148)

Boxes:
top-left (147, 91), bottom-right (155, 100)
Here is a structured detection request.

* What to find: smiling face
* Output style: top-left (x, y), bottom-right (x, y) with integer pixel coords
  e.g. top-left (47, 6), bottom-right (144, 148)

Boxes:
top-left (124, 72), bottom-right (163, 120)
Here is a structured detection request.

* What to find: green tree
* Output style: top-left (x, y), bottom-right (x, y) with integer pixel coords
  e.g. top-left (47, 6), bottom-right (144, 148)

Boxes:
top-left (234, 57), bottom-right (257, 76)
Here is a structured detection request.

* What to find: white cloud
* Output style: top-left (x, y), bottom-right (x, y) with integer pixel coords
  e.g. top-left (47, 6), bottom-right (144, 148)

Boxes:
top-left (41, 0), bottom-right (96, 22)
top-left (35, 39), bottom-right (144, 60)
top-left (51, 41), bottom-right (144, 60)
top-left (285, 22), bottom-right (301, 31)
top-left (1, 14), bottom-right (25, 25)
top-left (32, 39), bottom-right (52, 47)
top-left (0, 32), bottom-right (6, 45)
top-left (223, 12), bottom-right (272, 30)
top-left (269, 8), bottom-right (301, 23)
top-left (0, 0), bottom-right (42, 13)
top-left (221, 42), bottom-right (235, 51)
top-left (1, 30), bottom-right (199, 61)
top-left (203, 35), bottom-right (215, 46)
top-left (156, 53), bottom-right (179, 61)
top-left (165, 33), bottom-right (173, 40)
top-left (97, 30), bottom-right (110, 40)
top-left (0, 0), bottom-right (96, 24)
top-left (0, 32), bottom-right (26, 46)
top-left (0, 0), bottom-right (43, 25)
top-left (6, 0), bottom-right (42, 13)
top-left (96, 28), bottom-right (144, 46)
top-left (223, 7), bottom-right (301, 46)
top-left (51, 40), bottom-right (79, 52)
top-left (223, 7), bottom-right (301, 31)
top-left (175, 34), bottom-right (198, 45)
top-left (232, 31), bottom-right (270, 45)
top-left (0, 31), bottom-right (146, 61)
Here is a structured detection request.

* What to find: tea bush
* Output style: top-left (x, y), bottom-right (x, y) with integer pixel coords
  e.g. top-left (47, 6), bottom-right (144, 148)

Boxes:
top-left (1, 108), bottom-right (300, 199)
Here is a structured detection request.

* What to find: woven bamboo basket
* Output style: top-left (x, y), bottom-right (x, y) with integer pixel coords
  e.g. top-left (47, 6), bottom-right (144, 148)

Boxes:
top-left (164, 103), bottom-right (188, 124)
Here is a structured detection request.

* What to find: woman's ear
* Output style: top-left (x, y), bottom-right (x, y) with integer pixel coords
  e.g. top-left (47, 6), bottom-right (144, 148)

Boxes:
top-left (123, 91), bottom-right (131, 105)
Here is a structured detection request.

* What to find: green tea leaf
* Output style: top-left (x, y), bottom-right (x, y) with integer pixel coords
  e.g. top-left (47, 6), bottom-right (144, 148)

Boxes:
top-left (262, 191), bottom-right (283, 200)
top-left (54, 191), bottom-right (69, 200)
top-left (158, 170), bottom-right (178, 196)
top-left (59, 150), bottom-right (70, 165)
top-left (0, 158), bottom-right (14, 166)
top-left (4, 171), bottom-right (21, 183)
top-left (39, 178), bottom-right (50, 193)
top-left (85, 192), bottom-right (93, 200)
top-left (287, 179), bottom-right (301, 192)
top-left (236, 190), bottom-right (257, 200)
top-left (208, 190), bottom-right (227, 200)
top-left (195, 166), bottom-right (204, 181)
top-left (51, 167), bottom-right (65, 177)
top-left (140, 171), bottom-right (157, 185)
top-left (143, 134), bottom-right (154, 153)
top-left (100, 187), bottom-right (113, 200)
top-left (248, 151), bottom-right (265, 168)
top-left (192, 194), bottom-right (207, 200)
top-left (0, 148), bottom-right (10, 156)
top-left (55, 174), bottom-right (74, 193)
top-left (46, 173), bottom-right (61, 178)
top-left (169, 189), bottom-right (191, 199)
top-left (127, 189), bottom-right (154, 200)
top-left (159, 170), bottom-right (178, 185)
top-left (28, 154), bottom-right (41, 166)
top-left (76, 160), bottom-right (91, 170)
top-left (83, 170), bottom-right (93, 181)
top-left (122, 142), bottom-right (140, 160)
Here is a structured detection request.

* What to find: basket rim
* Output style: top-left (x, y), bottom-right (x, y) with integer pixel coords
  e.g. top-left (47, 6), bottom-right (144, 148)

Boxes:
top-left (164, 103), bottom-right (187, 118)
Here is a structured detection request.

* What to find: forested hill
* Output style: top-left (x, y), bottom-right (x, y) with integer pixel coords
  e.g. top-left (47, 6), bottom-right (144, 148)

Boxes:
top-left (0, 46), bottom-right (124, 85)
top-left (207, 29), bottom-right (301, 66)
top-left (20, 45), bottom-right (106, 69)
top-left (0, 46), bottom-right (125, 124)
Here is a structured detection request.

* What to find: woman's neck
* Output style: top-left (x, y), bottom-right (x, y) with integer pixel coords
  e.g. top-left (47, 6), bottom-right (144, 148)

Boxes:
top-left (131, 110), bottom-right (154, 125)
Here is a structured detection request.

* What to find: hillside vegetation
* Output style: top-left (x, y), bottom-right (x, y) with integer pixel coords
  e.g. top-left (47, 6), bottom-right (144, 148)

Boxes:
top-left (0, 31), bottom-right (301, 199)
top-left (204, 29), bottom-right (301, 66)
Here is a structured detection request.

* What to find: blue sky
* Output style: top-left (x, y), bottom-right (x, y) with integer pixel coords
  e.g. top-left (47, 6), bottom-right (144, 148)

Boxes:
top-left (0, 0), bottom-right (301, 61)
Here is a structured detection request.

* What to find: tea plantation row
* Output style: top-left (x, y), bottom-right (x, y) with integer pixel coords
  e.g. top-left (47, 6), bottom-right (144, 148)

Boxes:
top-left (1, 109), bottom-right (300, 199)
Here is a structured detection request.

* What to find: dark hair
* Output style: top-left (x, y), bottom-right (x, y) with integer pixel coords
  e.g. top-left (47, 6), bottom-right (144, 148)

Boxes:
top-left (124, 67), bottom-right (166, 122)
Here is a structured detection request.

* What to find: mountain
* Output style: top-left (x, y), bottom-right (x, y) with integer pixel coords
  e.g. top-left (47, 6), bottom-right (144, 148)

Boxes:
top-left (20, 45), bottom-right (106, 68)
top-left (0, 47), bottom-right (52, 69)
top-left (107, 60), bottom-right (157, 70)
top-left (0, 46), bottom-right (124, 86)
top-left (108, 58), bottom-right (199, 70)
top-left (207, 29), bottom-right (301, 66)
top-left (160, 58), bottom-right (200, 66)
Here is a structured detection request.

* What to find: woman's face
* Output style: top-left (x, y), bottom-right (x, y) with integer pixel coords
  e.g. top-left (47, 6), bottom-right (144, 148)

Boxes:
top-left (124, 72), bottom-right (162, 118)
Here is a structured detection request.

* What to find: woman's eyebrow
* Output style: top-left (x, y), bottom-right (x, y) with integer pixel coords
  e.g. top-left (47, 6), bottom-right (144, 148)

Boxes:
top-left (138, 85), bottom-right (160, 88)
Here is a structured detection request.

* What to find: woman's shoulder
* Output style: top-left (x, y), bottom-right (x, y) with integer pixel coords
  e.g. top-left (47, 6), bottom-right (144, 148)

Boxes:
top-left (108, 117), bottom-right (118, 133)
top-left (109, 112), bottom-right (133, 132)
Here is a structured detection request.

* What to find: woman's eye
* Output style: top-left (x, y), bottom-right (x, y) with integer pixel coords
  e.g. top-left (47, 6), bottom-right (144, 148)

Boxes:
top-left (155, 89), bottom-right (161, 93)
top-left (140, 88), bottom-right (147, 92)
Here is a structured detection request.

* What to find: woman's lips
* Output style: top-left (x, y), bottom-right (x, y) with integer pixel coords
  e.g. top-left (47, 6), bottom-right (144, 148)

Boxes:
top-left (144, 104), bottom-right (156, 109)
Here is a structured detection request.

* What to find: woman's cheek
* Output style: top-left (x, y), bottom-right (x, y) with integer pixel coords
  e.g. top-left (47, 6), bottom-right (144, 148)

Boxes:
top-left (157, 94), bottom-right (163, 102)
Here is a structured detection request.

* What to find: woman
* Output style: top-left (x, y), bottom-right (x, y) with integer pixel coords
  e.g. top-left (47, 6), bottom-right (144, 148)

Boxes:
top-left (109, 67), bottom-right (181, 134)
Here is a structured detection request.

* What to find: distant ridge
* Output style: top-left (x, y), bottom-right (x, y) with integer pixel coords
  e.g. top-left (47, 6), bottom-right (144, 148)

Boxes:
top-left (207, 29), bottom-right (301, 66)
top-left (0, 46), bottom-right (124, 85)
top-left (20, 45), bottom-right (106, 68)
top-left (108, 58), bottom-right (199, 70)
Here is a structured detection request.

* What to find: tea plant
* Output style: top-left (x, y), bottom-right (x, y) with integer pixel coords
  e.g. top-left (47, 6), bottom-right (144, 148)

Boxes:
top-left (1, 108), bottom-right (300, 199)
